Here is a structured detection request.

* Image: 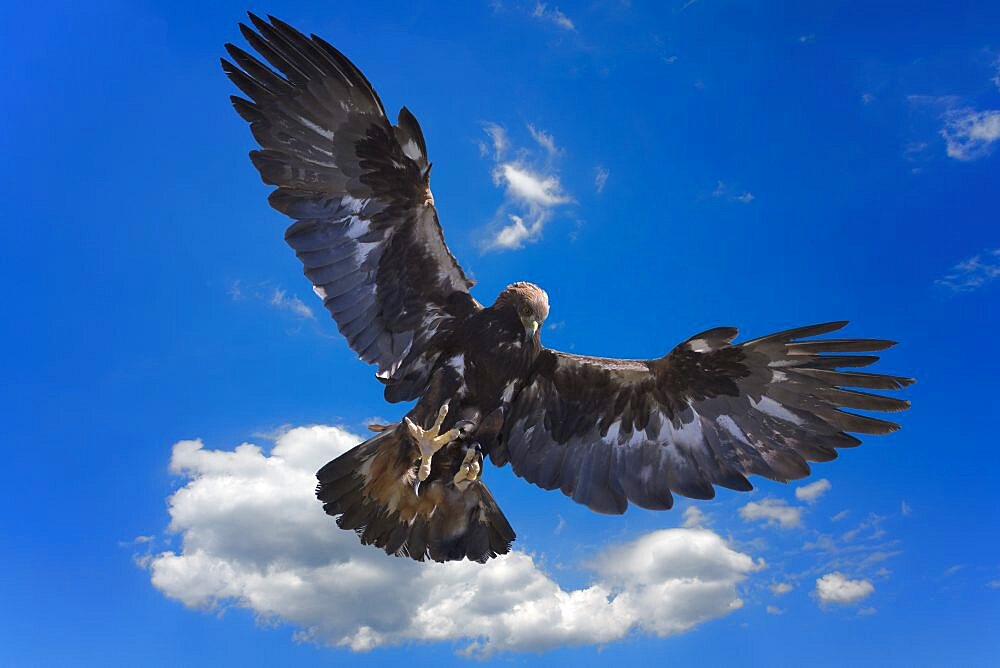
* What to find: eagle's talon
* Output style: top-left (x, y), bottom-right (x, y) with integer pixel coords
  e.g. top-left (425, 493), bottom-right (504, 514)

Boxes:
top-left (453, 445), bottom-right (482, 485)
top-left (406, 402), bottom-right (462, 482)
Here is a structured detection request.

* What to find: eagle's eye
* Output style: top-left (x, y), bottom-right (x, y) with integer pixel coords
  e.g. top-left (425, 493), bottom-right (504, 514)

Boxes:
top-left (519, 306), bottom-right (532, 317)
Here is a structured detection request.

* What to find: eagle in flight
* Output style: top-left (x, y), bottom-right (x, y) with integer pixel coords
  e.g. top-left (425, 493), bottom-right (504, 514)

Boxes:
top-left (222, 15), bottom-right (913, 563)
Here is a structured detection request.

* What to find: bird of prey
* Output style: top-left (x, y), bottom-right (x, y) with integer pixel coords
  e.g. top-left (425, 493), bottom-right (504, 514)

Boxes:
top-left (222, 15), bottom-right (913, 563)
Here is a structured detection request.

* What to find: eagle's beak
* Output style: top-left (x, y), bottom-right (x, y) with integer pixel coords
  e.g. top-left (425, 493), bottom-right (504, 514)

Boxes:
top-left (524, 319), bottom-right (539, 335)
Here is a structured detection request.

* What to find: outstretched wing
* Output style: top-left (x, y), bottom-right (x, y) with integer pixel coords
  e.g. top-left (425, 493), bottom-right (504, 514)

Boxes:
top-left (223, 14), bottom-right (478, 401)
top-left (495, 322), bottom-right (914, 514)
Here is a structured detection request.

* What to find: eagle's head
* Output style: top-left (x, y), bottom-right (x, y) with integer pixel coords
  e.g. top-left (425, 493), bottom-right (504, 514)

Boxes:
top-left (496, 282), bottom-right (549, 336)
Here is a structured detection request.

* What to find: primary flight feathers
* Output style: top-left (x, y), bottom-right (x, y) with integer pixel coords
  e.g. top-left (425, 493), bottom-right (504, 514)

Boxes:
top-left (224, 14), bottom-right (913, 562)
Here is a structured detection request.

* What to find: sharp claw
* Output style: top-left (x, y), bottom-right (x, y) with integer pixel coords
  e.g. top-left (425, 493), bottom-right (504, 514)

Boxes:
top-left (408, 402), bottom-right (460, 485)
top-left (453, 446), bottom-right (482, 485)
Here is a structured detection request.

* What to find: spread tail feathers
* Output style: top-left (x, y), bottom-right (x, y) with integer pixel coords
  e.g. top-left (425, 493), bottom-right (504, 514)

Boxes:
top-left (316, 426), bottom-right (515, 562)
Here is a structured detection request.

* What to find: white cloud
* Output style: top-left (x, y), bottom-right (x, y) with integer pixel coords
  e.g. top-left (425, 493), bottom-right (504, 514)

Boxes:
top-left (795, 479), bottom-right (831, 503)
top-left (935, 248), bottom-right (1000, 293)
top-left (230, 280), bottom-right (316, 321)
top-left (480, 124), bottom-right (572, 251)
top-left (900, 501), bottom-right (912, 516)
top-left (532, 2), bottom-right (575, 31)
top-left (831, 510), bottom-right (850, 522)
top-left (988, 579), bottom-right (1000, 589)
top-left (481, 122), bottom-right (509, 160)
top-left (815, 572), bottom-right (874, 606)
top-left (739, 498), bottom-right (803, 529)
top-left (798, 34), bottom-right (815, 44)
top-left (943, 564), bottom-right (965, 578)
top-left (857, 606), bottom-right (877, 616)
top-left (682, 506), bottom-right (707, 528)
top-left (489, 214), bottom-right (545, 251)
top-left (270, 288), bottom-right (316, 320)
top-left (148, 426), bottom-right (763, 657)
top-left (495, 163), bottom-right (570, 207)
top-left (766, 605), bottom-right (783, 615)
top-left (528, 124), bottom-right (562, 157)
top-left (594, 165), bottom-right (610, 194)
top-left (941, 108), bottom-right (1000, 160)
top-left (769, 582), bottom-right (793, 596)
top-left (861, 93), bottom-right (875, 105)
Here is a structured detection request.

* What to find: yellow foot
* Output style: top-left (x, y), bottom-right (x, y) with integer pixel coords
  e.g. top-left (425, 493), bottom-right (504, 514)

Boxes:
top-left (404, 402), bottom-right (461, 482)
top-left (453, 446), bottom-right (481, 485)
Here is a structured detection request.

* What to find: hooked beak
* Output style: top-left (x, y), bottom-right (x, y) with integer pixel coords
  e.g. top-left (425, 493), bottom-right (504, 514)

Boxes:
top-left (522, 317), bottom-right (539, 335)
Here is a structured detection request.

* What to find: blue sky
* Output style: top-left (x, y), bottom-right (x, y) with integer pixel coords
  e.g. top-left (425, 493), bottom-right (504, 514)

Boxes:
top-left (3, 0), bottom-right (999, 665)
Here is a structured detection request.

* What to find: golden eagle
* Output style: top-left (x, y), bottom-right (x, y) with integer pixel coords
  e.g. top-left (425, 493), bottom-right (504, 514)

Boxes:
top-left (222, 15), bottom-right (913, 563)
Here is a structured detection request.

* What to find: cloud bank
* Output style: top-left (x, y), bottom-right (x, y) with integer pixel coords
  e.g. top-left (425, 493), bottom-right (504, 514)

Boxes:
top-left (147, 426), bottom-right (763, 657)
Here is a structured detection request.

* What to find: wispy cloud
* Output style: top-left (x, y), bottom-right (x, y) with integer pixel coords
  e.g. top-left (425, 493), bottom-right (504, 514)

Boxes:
top-left (993, 55), bottom-right (1000, 91)
top-left (831, 510), bottom-right (850, 522)
top-left (798, 34), bottom-right (816, 44)
top-left (229, 280), bottom-right (315, 321)
top-left (147, 426), bottom-right (763, 657)
top-left (935, 248), bottom-right (1000, 293)
top-left (532, 2), bottom-right (575, 31)
top-left (528, 124), bottom-right (562, 157)
top-left (795, 479), bottom-right (831, 503)
top-left (712, 180), bottom-right (754, 203)
top-left (594, 165), bottom-right (610, 193)
top-left (739, 498), bottom-right (803, 529)
top-left (480, 122), bottom-right (509, 160)
top-left (480, 123), bottom-right (572, 251)
top-left (270, 288), bottom-right (315, 320)
top-left (815, 572), bottom-right (874, 606)
top-left (941, 108), bottom-right (1000, 160)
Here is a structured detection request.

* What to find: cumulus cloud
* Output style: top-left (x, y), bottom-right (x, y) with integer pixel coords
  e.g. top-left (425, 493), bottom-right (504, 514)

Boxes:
top-left (795, 479), bottom-right (831, 503)
top-left (935, 248), bottom-right (1000, 293)
top-left (682, 506), bottom-right (707, 528)
top-left (480, 123), bottom-right (572, 251)
top-left (739, 498), bottom-right (803, 529)
top-left (769, 582), bottom-right (793, 596)
top-left (147, 426), bottom-right (763, 657)
top-left (814, 572), bottom-right (874, 606)
top-left (940, 108), bottom-right (1000, 160)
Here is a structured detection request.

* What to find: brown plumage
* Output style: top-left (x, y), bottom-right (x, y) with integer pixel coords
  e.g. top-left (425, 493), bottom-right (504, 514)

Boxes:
top-left (224, 15), bottom-right (914, 562)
